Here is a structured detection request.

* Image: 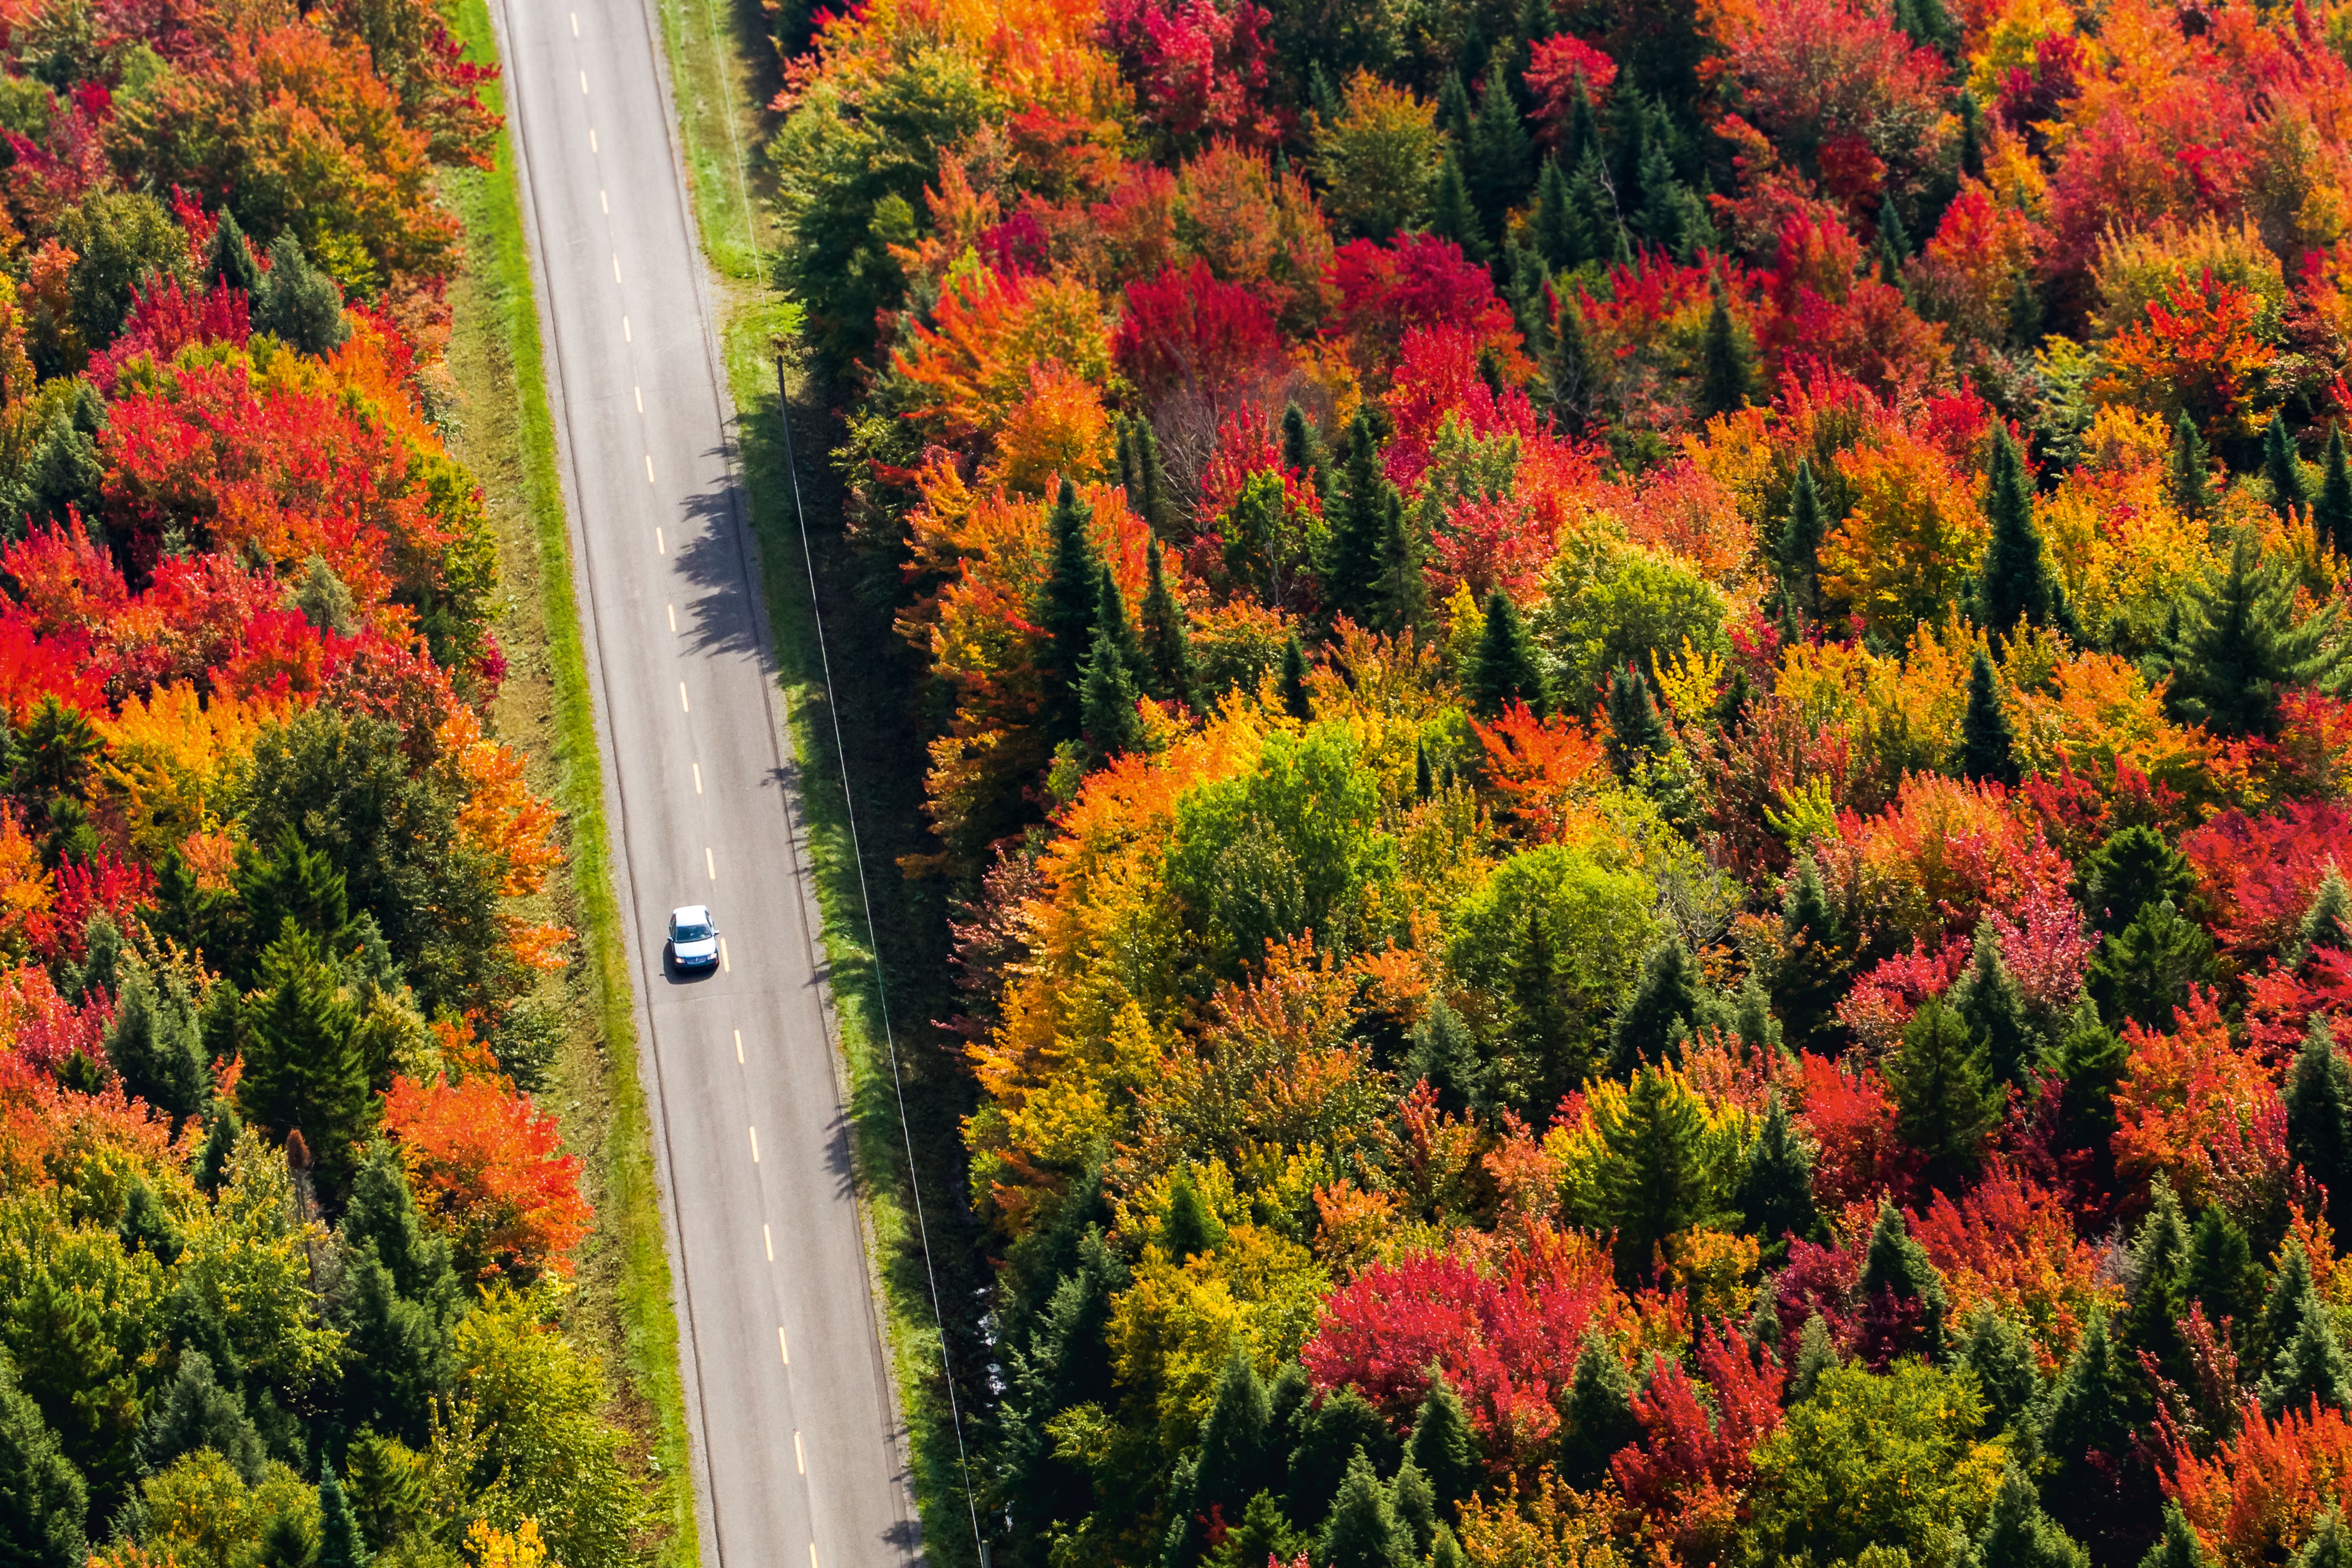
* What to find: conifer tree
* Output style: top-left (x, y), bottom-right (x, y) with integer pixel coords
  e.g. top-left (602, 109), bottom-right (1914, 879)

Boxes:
top-left (1320, 1451), bottom-right (1411, 1568)
top-left (1321, 409), bottom-right (1396, 628)
top-left (2145, 1502), bottom-right (2213, 1568)
top-left (1597, 1066), bottom-right (1726, 1285)
top-left (2184, 1204), bottom-right (2266, 1338)
top-left (1736, 1090), bottom-right (1819, 1251)
top-left (1081, 622), bottom-right (1144, 765)
top-left (2288, 1018), bottom-right (2352, 1235)
top-left (1959, 647), bottom-right (2021, 787)
top-left (336, 1145), bottom-right (457, 1446)
top-left (1279, 634), bottom-right (1313, 722)
top-left (1976, 427), bottom-right (2063, 637)
top-left (137, 1348), bottom-right (266, 1483)
top-left (1604, 665), bottom-right (1669, 776)
top-left (1194, 1350), bottom-right (1274, 1529)
top-left (319, 1460), bottom-right (368, 1568)
top-left (1096, 564), bottom-right (1145, 686)
top-left (204, 209), bottom-right (264, 297)
top-left (1773, 855), bottom-right (1848, 1049)
top-left (1542, 290), bottom-right (1598, 433)
top-left (0, 1354), bottom-right (84, 1568)
top-left (1951, 920), bottom-right (2037, 1086)
top-left (1404, 997), bottom-right (1489, 1114)
top-left (196, 1101), bottom-right (241, 1196)
top-left (256, 232), bottom-right (349, 356)
top-left (2169, 412), bottom-right (2212, 521)
top-left (2122, 1178), bottom-right (2192, 1380)
top-left (1558, 1334), bottom-right (1638, 1486)
top-left (1562, 86), bottom-right (1599, 177)
top-left (1892, 995), bottom-right (1996, 1189)
top-left (2267, 411), bottom-right (2312, 518)
top-left (1281, 402), bottom-right (1329, 505)
top-left (1139, 543), bottom-right (1196, 705)
top-left (1468, 591), bottom-right (1548, 717)
top-left (1787, 1313), bottom-right (1840, 1403)
top-left (1957, 90), bottom-right (1986, 179)
top-left (1374, 492), bottom-right (1429, 635)
top-left (2090, 899), bottom-right (2214, 1031)
top-left (1389, 1456), bottom-right (1436, 1559)
top-left (1466, 59), bottom-right (1532, 242)
top-left (1430, 151), bottom-right (1487, 262)
top-left (1774, 459), bottom-right (1824, 619)
top-left (2296, 1511), bottom-right (2352, 1568)
top-left (1961, 1304), bottom-right (2043, 1437)
top-left (2041, 1314), bottom-right (2142, 1550)
top-left (1533, 158), bottom-right (1578, 270)
top-left (107, 957), bottom-right (209, 1131)
top-left (2161, 532), bottom-right (2350, 739)
top-left (1976, 1457), bottom-right (2091, 1568)
top-left (1407, 1370), bottom-right (1478, 1520)
top-left (238, 924), bottom-right (370, 1207)
top-left (2258, 1235), bottom-right (2352, 1419)
top-left (2260, 1235), bottom-right (2326, 1366)
top-left (1437, 70), bottom-right (1473, 149)
top-left (1857, 1199), bottom-right (1952, 1358)
top-left (2078, 825), bottom-right (2197, 940)
top-left (1693, 287), bottom-right (1754, 419)
top-left (1608, 934), bottom-right (1709, 1073)
top-left (1162, 1170), bottom-right (1223, 1261)
top-left (1565, 146), bottom-right (1620, 264)
top-left (1132, 419), bottom-right (1170, 532)
top-left (1038, 479), bottom-right (1103, 742)
top-left (2319, 427), bottom-right (2352, 558)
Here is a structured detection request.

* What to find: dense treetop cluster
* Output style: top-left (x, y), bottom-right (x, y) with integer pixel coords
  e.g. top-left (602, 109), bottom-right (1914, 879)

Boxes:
top-left (766, 0), bottom-right (2352, 1563)
top-left (0, 2), bottom-right (646, 1565)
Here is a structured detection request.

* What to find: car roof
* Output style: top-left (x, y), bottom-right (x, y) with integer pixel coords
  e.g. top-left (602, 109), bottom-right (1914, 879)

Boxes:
top-left (669, 905), bottom-right (711, 925)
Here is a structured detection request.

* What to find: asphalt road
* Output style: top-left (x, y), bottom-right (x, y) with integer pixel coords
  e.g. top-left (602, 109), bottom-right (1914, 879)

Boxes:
top-left (487, 2), bottom-right (921, 1563)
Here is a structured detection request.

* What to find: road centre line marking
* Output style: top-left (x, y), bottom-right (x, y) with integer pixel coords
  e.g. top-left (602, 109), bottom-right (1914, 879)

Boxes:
top-left (655, 527), bottom-right (665, 553)
top-left (634, 385), bottom-right (643, 412)
top-left (589, 128), bottom-right (598, 153)
top-left (646, 454), bottom-right (655, 483)
top-left (749, 1126), bottom-right (759, 1162)
top-left (622, 315), bottom-right (632, 342)
top-left (600, 189), bottom-right (608, 214)
top-left (613, 252), bottom-right (622, 282)
top-left (765, 1224), bottom-right (774, 1261)
top-left (795, 1430), bottom-right (805, 1473)
top-left (579, 70), bottom-right (588, 93)
top-left (811, 1545), bottom-right (819, 1568)
top-left (778, 1325), bottom-right (789, 1366)
top-left (693, 762), bottom-right (702, 793)
top-left (734, 1028), bottom-right (744, 1063)
top-left (706, 846), bottom-right (716, 881)
top-left (720, 938), bottom-right (730, 973)
top-left (667, 603), bottom-right (677, 632)
top-left (678, 682), bottom-right (689, 712)
top-left (570, 11), bottom-right (578, 33)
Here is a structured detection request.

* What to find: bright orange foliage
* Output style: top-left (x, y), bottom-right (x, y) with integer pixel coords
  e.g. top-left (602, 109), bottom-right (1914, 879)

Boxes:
top-left (380, 1072), bottom-right (591, 1282)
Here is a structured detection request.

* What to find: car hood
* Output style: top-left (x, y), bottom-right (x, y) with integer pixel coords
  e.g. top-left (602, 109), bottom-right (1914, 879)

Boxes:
top-left (673, 934), bottom-right (719, 961)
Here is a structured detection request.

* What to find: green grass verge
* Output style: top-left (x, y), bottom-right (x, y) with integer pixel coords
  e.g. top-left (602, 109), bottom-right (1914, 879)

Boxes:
top-left (651, 0), bottom-right (992, 1561)
top-left (440, 5), bottom-right (700, 1563)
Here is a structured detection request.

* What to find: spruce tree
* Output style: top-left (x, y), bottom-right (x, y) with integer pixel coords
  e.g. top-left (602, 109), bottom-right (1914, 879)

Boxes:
top-left (107, 957), bottom-right (209, 1131)
top-left (1607, 934), bottom-right (1708, 1073)
top-left (2145, 1502), bottom-right (2213, 1568)
top-left (195, 1101), bottom-right (242, 1196)
top-left (2258, 1235), bottom-right (2352, 1419)
top-left (318, 1460), bottom-right (368, 1568)
top-left (137, 1348), bottom-right (266, 1483)
top-left (2260, 1235), bottom-right (2326, 1367)
top-left (1163, 1170), bottom-right (1224, 1261)
top-left (2040, 1314), bottom-right (2142, 1552)
top-left (1321, 409), bottom-right (1395, 628)
top-left (1281, 403), bottom-right (1329, 504)
top-left (1857, 1199), bottom-right (1952, 1360)
top-left (237, 924), bottom-right (370, 1207)
top-left (1693, 287), bottom-right (1754, 419)
top-left (1787, 1313), bottom-right (1840, 1403)
top-left (1772, 855), bottom-right (1848, 1049)
top-left (2161, 532), bottom-right (2351, 739)
top-left (2122, 1178), bottom-right (2192, 1382)
top-left (1389, 1457), bottom-right (1436, 1559)
top-left (335, 1146), bottom-right (457, 1447)
top-left (1195, 1350), bottom-right (1274, 1528)
top-left (2297, 1512), bottom-right (2352, 1568)
top-left (1319, 1451), bottom-right (1411, 1568)
top-left (1892, 995), bottom-right (1996, 1190)
top-left (2298, 870), bottom-right (2352, 964)
top-left (1430, 152), bottom-right (1487, 262)
top-left (2288, 1018), bottom-right (2352, 1235)
top-left (2089, 898), bottom-right (2214, 1032)
top-left (1774, 459), bottom-right (1824, 620)
top-left (1961, 1304), bottom-right (2044, 1438)
top-left (1279, 634), bottom-right (1313, 722)
top-left (1604, 665), bottom-right (1670, 776)
top-left (0, 1354), bottom-right (85, 1568)
top-left (1468, 590), bottom-right (1548, 717)
top-left (1562, 86), bottom-right (1599, 179)
top-left (2184, 1204), bottom-right (2266, 1341)
top-left (2169, 412), bottom-right (2212, 521)
top-left (1133, 419), bottom-right (1170, 533)
top-left (1407, 1370), bottom-right (1478, 1520)
top-left (1533, 158), bottom-right (1579, 270)
top-left (1139, 542), bottom-right (1196, 705)
top-left (1543, 288), bottom-right (1598, 434)
top-left (1404, 996), bottom-right (1490, 1114)
top-left (1736, 1090), bottom-right (1819, 1251)
top-left (1558, 1333), bottom-right (1638, 1486)
top-left (1564, 146), bottom-right (1620, 265)
top-left (2319, 426), bottom-right (2352, 559)
top-left (1037, 479), bottom-right (1103, 742)
top-left (1596, 1066), bottom-right (1726, 1285)
top-left (2267, 411), bottom-right (2312, 519)
top-left (1466, 59), bottom-right (1532, 242)
top-left (1976, 426), bottom-right (2063, 638)
top-left (1951, 919), bottom-right (2038, 1086)
top-left (1437, 70), bottom-right (1473, 149)
top-left (204, 209), bottom-right (264, 297)
top-left (256, 232), bottom-right (349, 356)
top-left (1374, 492), bottom-right (1429, 635)
top-left (2053, 1002), bottom-right (2123, 1153)
top-left (1959, 647), bottom-right (2021, 786)
top-left (2077, 825), bottom-right (2196, 940)
top-left (1976, 1457), bottom-right (2091, 1568)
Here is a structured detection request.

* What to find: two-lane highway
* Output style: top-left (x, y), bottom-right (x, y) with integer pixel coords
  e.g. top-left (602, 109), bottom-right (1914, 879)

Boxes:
top-left (486, 2), bottom-right (919, 1562)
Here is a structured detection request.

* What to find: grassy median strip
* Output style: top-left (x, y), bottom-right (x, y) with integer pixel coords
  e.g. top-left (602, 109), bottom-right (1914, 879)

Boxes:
top-left (652, 0), bottom-right (990, 1559)
top-left (443, 4), bottom-right (701, 1564)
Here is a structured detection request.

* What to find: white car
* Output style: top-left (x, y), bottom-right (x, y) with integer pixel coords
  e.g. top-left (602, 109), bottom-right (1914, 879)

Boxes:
top-left (668, 905), bottom-right (719, 971)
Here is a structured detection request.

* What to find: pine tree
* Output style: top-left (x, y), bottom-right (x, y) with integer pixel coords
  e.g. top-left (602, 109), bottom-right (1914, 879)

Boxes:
top-left (1195, 1349), bottom-right (1274, 1528)
top-left (335, 1146), bottom-right (457, 1447)
top-left (1281, 402), bottom-right (1329, 505)
top-left (1736, 1090), bottom-right (1819, 1251)
top-left (1951, 920), bottom-right (2038, 1086)
top-left (1139, 542), bottom-right (1196, 705)
top-left (1407, 1370), bottom-right (1478, 1520)
top-left (318, 1460), bottom-right (369, 1568)
top-left (204, 209), bottom-right (264, 297)
top-left (1558, 1333), bottom-right (1638, 1486)
top-left (238, 924), bottom-right (371, 1207)
top-left (1037, 479), bottom-right (1102, 743)
top-left (1608, 934), bottom-right (1708, 1073)
top-left (1693, 287), bottom-right (1754, 419)
top-left (1389, 1456), bottom-right (1436, 1559)
top-left (1857, 1198), bottom-right (1952, 1359)
top-left (1321, 409), bottom-right (1395, 628)
top-left (1976, 1456), bottom-right (2091, 1568)
top-left (1959, 647), bottom-right (2021, 787)
top-left (1468, 590), bottom-right (1548, 717)
top-left (1892, 995), bottom-right (1996, 1190)
top-left (107, 957), bottom-right (209, 1130)
top-left (1562, 86), bottom-right (1599, 177)
top-left (1533, 158), bottom-right (1579, 269)
top-left (2288, 1018), bottom-right (2352, 1236)
top-left (2169, 412), bottom-right (2212, 521)
top-left (2267, 411), bottom-right (2312, 519)
top-left (1543, 288), bottom-right (1598, 432)
top-left (2041, 1314), bottom-right (2143, 1550)
top-left (1604, 665), bottom-right (1670, 776)
top-left (1279, 634), bottom-right (1313, 722)
top-left (1977, 427), bottom-right (2063, 638)
top-left (1374, 492), bottom-right (1429, 635)
top-left (1961, 1304), bottom-right (2044, 1437)
top-left (2296, 1512), bottom-right (2352, 1568)
top-left (256, 232), bottom-right (349, 356)
top-left (1430, 151), bottom-right (1488, 261)
top-left (2184, 1204), bottom-right (2266, 1340)
top-left (1774, 459), bottom-right (1825, 619)
top-left (2078, 825), bottom-right (2197, 940)
top-left (2318, 426), bottom-right (2352, 559)
top-left (2297, 871), bottom-right (2352, 967)
top-left (1320, 1451), bottom-right (1411, 1568)
top-left (2145, 1502), bottom-right (2213, 1568)
top-left (0, 1354), bottom-right (85, 1568)
top-left (1466, 59), bottom-right (1532, 243)
top-left (2161, 532), bottom-right (2351, 739)
top-left (1772, 855), bottom-right (1848, 1049)
top-left (2089, 898), bottom-right (2215, 1032)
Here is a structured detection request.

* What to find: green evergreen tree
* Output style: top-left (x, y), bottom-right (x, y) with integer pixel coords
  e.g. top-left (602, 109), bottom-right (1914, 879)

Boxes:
top-left (1772, 855), bottom-right (1849, 1049)
top-left (1133, 419), bottom-right (1171, 533)
top-left (2040, 1314), bottom-right (2142, 1550)
top-left (1139, 542), bottom-right (1196, 705)
top-left (255, 232), bottom-right (349, 357)
top-left (1604, 664), bottom-right (1670, 777)
top-left (1693, 287), bottom-right (1754, 419)
top-left (1466, 60), bottom-right (1533, 242)
top-left (1430, 151), bottom-right (1488, 262)
top-left (1437, 70), bottom-right (1473, 149)
top-left (1558, 1333), bottom-right (1639, 1486)
top-left (1403, 996), bottom-right (1490, 1115)
top-left (1562, 86), bottom-right (1599, 178)
top-left (195, 1101), bottom-right (241, 1196)
top-left (2296, 870), bottom-right (2352, 969)
top-left (2143, 1502), bottom-right (2213, 1568)
top-left (2288, 1017), bottom-right (2352, 1235)
top-left (137, 1348), bottom-right (266, 1482)
top-left (2169, 412), bottom-right (2212, 521)
top-left (1037, 479), bottom-right (1104, 742)
top-left (1321, 409), bottom-right (1395, 628)
top-left (2260, 1236), bottom-right (2327, 1367)
top-left (335, 1146), bottom-right (457, 1447)
top-left (1951, 920), bottom-right (2038, 1086)
top-left (1737, 1090), bottom-right (1819, 1251)
top-left (1774, 459), bottom-right (1825, 620)
top-left (2161, 532), bottom-right (2350, 738)
top-left (2267, 411), bottom-right (2312, 519)
top-left (1976, 1456), bottom-right (2090, 1568)
top-left (1961, 1304), bottom-right (2044, 1438)
top-left (1281, 403), bottom-right (1329, 503)
top-left (2184, 1204), bottom-right (2266, 1341)
top-left (2089, 898), bottom-right (2214, 1032)
top-left (106, 957), bottom-right (209, 1131)
top-left (2318, 426), bottom-right (2352, 558)
top-left (1857, 1198), bottom-right (1952, 1358)
top-left (1608, 934), bottom-right (1708, 1073)
top-left (1468, 590), bottom-right (1548, 717)
top-left (203, 209), bottom-right (264, 297)
top-left (1892, 995), bottom-right (1996, 1189)
top-left (0, 1354), bottom-right (85, 1568)
top-left (2261, 1296), bottom-right (2352, 1418)
top-left (1564, 146), bottom-right (1620, 265)
top-left (1081, 622), bottom-right (1144, 766)
top-left (318, 1459), bottom-right (369, 1568)
top-left (236, 824), bottom-right (354, 960)
top-left (1374, 492), bottom-right (1429, 635)
top-left (1406, 1370), bottom-right (1478, 1520)
top-left (1787, 1312), bottom-right (1840, 1403)
top-left (1389, 1456), bottom-right (1436, 1559)
top-left (1287, 1387), bottom-right (1396, 1528)
top-left (2077, 825), bottom-right (2197, 940)
top-left (1320, 1450), bottom-right (1411, 1568)
top-left (2296, 1511), bottom-right (2352, 1568)
top-left (1163, 1170), bottom-right (1224, 1262)
top-left (237, 924), bottom-right (370, 1207)
top-left (1596, 1066), bottom-right (1727, 1285)
top-left (1279, 634), bottom-right (1312, 722)
top-left (1216, 1492), bottom-right (1306, 1568)
top-left (2122, 1178), bottom-right (2192, 1381)
top-left (1194, 1349), bottom-right (1274, 1531)
top-left (1959, 647), bottom-right (2021, 787)
top-left (1976, 426), bottom-right (2064, 637)
top-left (1543, 288), bottom-right (1598, 433)
top-left (2006, 271), bottom-right (2045, 349)
top-left (1533, 158), bottom-right (1579, 269)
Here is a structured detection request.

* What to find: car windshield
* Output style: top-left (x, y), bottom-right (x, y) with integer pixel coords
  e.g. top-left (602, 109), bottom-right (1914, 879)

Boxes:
top-left (673, 921), bottom-right (713, 942)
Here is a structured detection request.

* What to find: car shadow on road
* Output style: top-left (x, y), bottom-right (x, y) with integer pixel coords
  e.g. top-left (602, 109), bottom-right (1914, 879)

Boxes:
top-left (660, 945), bottom-right (720, 985)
